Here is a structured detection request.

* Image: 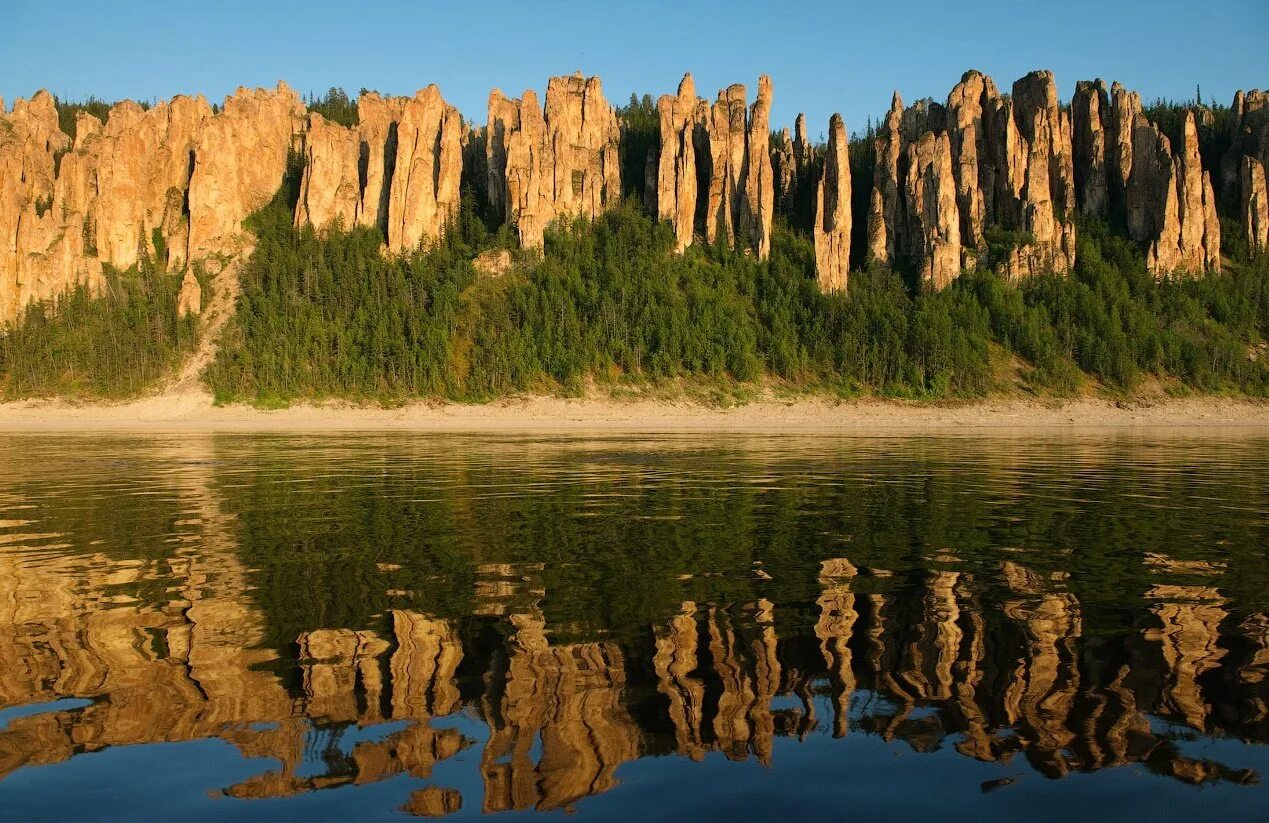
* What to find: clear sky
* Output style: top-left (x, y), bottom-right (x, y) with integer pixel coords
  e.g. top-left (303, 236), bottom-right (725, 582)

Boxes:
top-left (1, 0), bottom-right (1264, 140)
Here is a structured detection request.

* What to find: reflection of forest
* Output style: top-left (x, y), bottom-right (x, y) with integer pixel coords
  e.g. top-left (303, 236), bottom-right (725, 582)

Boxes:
top-left (0, 435), bottom-right (1266, 814)
top-left (2, 547), bottom-right (1264, 813)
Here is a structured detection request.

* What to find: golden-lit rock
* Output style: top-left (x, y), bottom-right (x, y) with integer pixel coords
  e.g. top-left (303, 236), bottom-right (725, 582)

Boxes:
top-left (294, 112), bottom-right (360, 232)
top-left (1072, 79), bottom-right (1110, 217)
top-left (386, 85), bottom-right (464, 252)
top-left (187, 82), bottom-right (305, 260)
top-left (813, 113), bottom-right (851, 292)
top-left (656, 73), bottom-right (703, 253)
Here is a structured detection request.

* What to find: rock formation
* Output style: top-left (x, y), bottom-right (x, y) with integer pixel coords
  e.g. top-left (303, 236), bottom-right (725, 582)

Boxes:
top-left (1072, 80), bottom-right (1110, 217)
top-left (946, 71), bottom-right (999, 251)
top-left (867, 92), bottom-right (905, 266)
top-left (486, 73), bottom-right (621, 249)
top-left (1108, 82), bottom-right (1142, 208)
top-left (3, 68), bottom-right (1253, 328)
top-left (1127, 112), bottom-right (1221, 275)
top-left (188, 83), bottom-right (306, 260)
top-left (704, 84), bottom-right (750, 250)
top-left (743, 76), bottom-right (775, 260)
top-left (904, 131), bottom-right (962, 290)
top-left (656, 73), bottom-right (704, 252)
top-left (544, 73), bottom-right (622, 225)
top-left (994, 71), bottom-right (1077, 279)
top-left (294, 112), bottom-right (360, 231)
top-left (1225, 90), bottom-right (1269, 254)
top-left (0, 91), bottom-right (101, 323)
top-left (385, 85), bottom-right (464, 253)
top-left (1243, 156), bottom-right (1268, 258)
top-left (177, 271), bottom-right (201, 317)
top-left (813, 114), bottom-right (851, 292)
top-left (356, 92), bottom-right (408, 232)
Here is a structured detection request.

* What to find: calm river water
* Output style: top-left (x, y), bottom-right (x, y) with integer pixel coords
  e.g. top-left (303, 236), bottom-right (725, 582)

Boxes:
top-left (0, 433), bottom-right (1266, 820)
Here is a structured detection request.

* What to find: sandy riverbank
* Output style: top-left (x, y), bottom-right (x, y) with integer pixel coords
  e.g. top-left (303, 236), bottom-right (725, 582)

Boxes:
top-left (0, 393), bottom-right (1265, 433)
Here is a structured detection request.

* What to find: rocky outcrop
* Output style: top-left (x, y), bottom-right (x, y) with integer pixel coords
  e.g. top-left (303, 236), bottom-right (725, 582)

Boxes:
top-left (704, 84), bottom-right (750, 250)
top-left (294, 112), bottom-right (360, 231)
top-left (867, 93), bottom-right (905, 266)
top-left (867, 91), bottom-right (963, 287)
top-left (869, 70), bottom-right (1080, 283)
top-left (1243, 156), bottom-right (1268, 258)
top-left (86, 96), bottom-right (212, 272)
top-left (356, 92), bottom-right (408, 232)
top-left (0, 91), bottom-right (102, 323)
top-left (1127, 112), bottom-right (1221, 275)
top-left (1225, 90), bottom-right (1269, 253)
top-left (994, 71), bottom-right (1077, 279)
top-left (188, 83), bottom-right (305, 260)
top-left (177, 271), bottom-right (201, 317)
top-left (1072, 80), bottom-right (1109, 217)
top-left (814, 114), bottom-right (851, 292)
top-left (743, 76), bottom-right (775, 260)
top-left (656, 73), bottom-right (704, 252)
top-left (487, 73), bottom-right (622, 249)
top-left (1108, 82), bottom-right (1142, 209)
top-left (385, 85), bottom-right (464, 253)
top-left (773, 113), bottom-right (812, 216)
top-left (544, 74), bottom-right (622, 226)
top-left (1173, 112), bottom-right (1221, 273)
top-left (904, 132), bottom-right (961, 290)
top-left (946, 71), bottom-right (999, 251)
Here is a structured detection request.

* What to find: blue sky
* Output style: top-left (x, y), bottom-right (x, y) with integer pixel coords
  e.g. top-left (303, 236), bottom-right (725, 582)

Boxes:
top-left (2, 0), bottom-right (1263, 140)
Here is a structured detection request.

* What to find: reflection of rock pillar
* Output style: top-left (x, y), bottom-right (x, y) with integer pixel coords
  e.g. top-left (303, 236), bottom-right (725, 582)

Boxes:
top-left (815, 559), bottom-right (858, 737)
top-left (481, 608), bottom-right (639, 812)
top-left (297, 628), bottom-right (388, 723)
top-left (952, 609), bottom-right (993, 760)
top-left (707, 601), bottom-right (781, 764)
top-left (1001, 562), bottom-right (1082, 774)
top-left (653, 602), bottom-right (706, 759)
top-left (1145, 585), bottom-right (1228, 731)
top-left (897, 571), bottom-right (962, 701)
top-left (390, 610), bottom-right (464, 720)
top-left (1234, 613), bottom-right (1269, 727)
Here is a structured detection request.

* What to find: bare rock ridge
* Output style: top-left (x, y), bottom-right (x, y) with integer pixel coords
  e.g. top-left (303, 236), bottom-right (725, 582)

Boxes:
top-left (655, 73), bottom-right (706, 253)
top-left (1072, 79), bottom-right (1109, 218)
top-left (655, 73), bottom-right (774, 258)
top-left (0, 69), bottom-right (1256, 325)
top-left (296, 86), bottom-right (462, 252)
top-left (1226, 90), bottom-right (1269, 258)
top-left (486, 73), bottom-right (621, 249)
top-left (386, 86), bottom-right (463, 253)
top-left (188, 84), bottom-right (306, 260)
top-left (813, 113), bottom-right (851, 292)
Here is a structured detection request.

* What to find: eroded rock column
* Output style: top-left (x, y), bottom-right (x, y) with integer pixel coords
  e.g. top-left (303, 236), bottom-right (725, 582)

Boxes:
top-left (814, 114), bottom-right (851, 292)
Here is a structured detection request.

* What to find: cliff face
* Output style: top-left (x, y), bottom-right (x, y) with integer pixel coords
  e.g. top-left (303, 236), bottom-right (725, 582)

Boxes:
top-left (0, 68), bottom-right (1254, 326)
top-left (0, 91), bottom-right (101, 322)
top-left (386, 85), bottom-right (464, 253)
top-left (656, 74), bottom-right (705, 253)
top-left (486, 74), bottom-right (621, 249)
top-left (1126, 113), bottom-right (1221, 275)
top-left (813, 114), bottom-right (851, 292)
top-left (865, 70), bottom-right (1077, 288)
top-left (1227, 90), bottom-right (1269, 258)
top-left (188, 83), bottom-right (306, 260)
top-left (0, 83), bottom-right (304, 325)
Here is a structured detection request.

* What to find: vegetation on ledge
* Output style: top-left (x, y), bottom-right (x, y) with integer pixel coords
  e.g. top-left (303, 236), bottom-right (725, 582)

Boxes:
top-left (0, 257), bottom-right (201, 400)
top-left (203, 180), bottom-right (1269, 407)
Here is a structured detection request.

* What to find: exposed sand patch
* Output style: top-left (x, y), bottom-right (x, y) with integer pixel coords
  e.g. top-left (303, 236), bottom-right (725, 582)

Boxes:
top-left (1, 394), bottom-right (1263, 433)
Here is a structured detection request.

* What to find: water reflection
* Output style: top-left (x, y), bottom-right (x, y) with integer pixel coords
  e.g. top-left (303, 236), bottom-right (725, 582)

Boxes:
top-left (0, 434), bottom-right (1266, 817)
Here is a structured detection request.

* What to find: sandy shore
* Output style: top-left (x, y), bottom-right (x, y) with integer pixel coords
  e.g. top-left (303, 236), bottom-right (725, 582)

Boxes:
top-left (0, 392), bottom-right (1264, 433)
